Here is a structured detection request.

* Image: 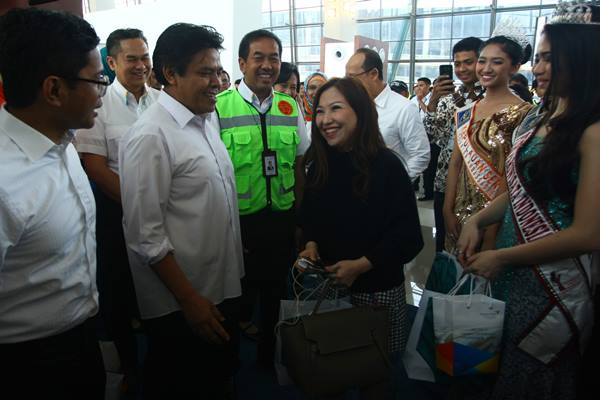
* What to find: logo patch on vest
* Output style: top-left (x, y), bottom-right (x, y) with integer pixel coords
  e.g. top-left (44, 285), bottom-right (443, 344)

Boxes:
top-left (278, 100), bottom-right (293, 115)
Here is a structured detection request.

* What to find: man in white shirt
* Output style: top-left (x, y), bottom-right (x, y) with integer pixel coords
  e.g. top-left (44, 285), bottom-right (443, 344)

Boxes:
top-left (215, 29), bottom-right (310, 370)
top-left (76, 28), bottom-right (157, 392)
top-left (411, 77), bottom-right (432, 119)
top-left (0, 8), bottom-right (107, 399)
top-left (119, 23), bottom-right (244, 398)
top-left (346, 48), bottom-right (430, 181)
top-left (412, 77), bottom-right (438, 201)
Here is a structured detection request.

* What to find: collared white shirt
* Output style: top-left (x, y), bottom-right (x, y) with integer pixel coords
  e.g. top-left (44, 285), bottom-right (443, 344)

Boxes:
top-left (0, 107), bottom-right (98, 343)
top-left (235, 79), bottom-right (310, 156)
top-left (75, 78), bottom-right (159, 174)
top-left (119, 91), bottom-right (244, 319)
top-left (375, 84), bottom-right (430, 181)
top-left (411, 92), bottom-right (431, 120)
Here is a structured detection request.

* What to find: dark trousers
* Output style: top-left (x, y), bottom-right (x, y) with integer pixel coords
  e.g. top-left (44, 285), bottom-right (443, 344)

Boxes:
top-left (142, 298), bottom-right (242, 399)
top-left (422, 142), bottom-right (441, 198)
top-left (434, 191), bottom-right (446, 253)
top-left (0, 318), bottom-right (106, 400)
top-left (239, 208), bottom-right (296, 365)
top-left (93, 187), bottom-right (140, 376)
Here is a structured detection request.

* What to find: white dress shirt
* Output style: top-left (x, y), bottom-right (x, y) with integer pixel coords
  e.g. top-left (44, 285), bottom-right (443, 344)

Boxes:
top-left (0, 108), bottom-right (98, 343)
top-left (75, 79), bottom-right (159, 174)
top-left (119, 91), bottom-right (244, 319)
top-left (375, 84), bottom-right (430, 181)
top-left (411, 91), bottom-right (431, 120)
top-left (236, 79), bottom-right (310, 156)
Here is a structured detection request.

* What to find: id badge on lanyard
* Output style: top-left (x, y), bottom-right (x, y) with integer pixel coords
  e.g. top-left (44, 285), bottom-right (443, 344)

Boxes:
top-left (262, 149), bottom-right (278, 177)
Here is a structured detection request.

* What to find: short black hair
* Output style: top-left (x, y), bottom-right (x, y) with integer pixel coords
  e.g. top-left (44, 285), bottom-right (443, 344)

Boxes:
top-left (417, 77), bottom-right (431, 86)
top-left (238, 29), bottom-right (282, 60)
top-left (0, 8), bottom-right (99, 108)
top-left (510, 73), bottom-right (529, 88)
top-left (453, 37), bottom-right (484, 56)
top-left (355, 47), bottom-right (384, 80)
top-left (106, 28), bottom-right (148, 58)
top-left (153, 23), bottom-right (224, 87)
top-left (275, 62), bottom-right (300, 91)
top-left (235, 78), bottom-right (242, 85)
top-left (389, 80), bottom-right (408, 94)
top-left (221, 70), bottom-right (230, 80)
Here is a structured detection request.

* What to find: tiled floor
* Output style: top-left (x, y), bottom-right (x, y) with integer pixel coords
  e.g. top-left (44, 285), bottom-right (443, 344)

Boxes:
top-left (101, 198), bottom-right (438, 400)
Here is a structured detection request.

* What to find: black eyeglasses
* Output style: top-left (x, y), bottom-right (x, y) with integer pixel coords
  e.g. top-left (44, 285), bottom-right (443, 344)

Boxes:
top-left (61, 75), bottom-right (110, 97)
top-left (346, 67), bottom-right (374, 79)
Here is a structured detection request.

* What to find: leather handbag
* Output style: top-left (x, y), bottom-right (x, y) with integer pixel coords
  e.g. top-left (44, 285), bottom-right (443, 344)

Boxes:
top-left (278, 280), bottom-right (391, 396)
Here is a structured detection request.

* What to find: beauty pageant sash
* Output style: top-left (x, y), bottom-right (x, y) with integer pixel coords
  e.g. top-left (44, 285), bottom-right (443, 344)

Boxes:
top-left (456, 101), bottom-right (502, 201)
top-left (506, 128), bottom-right (595, 364)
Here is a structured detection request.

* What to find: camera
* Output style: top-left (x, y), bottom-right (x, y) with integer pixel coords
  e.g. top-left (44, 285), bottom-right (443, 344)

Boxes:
top-left (439, 64), bottom-right (453, 79)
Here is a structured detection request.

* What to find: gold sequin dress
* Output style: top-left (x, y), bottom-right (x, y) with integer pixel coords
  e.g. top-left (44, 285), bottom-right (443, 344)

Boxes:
top-left (446, 101), bottom-right (532, 252)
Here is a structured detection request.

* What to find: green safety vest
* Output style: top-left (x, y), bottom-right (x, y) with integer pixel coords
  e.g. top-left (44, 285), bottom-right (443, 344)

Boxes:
top-left (216, 89), bottom-right (300, 215)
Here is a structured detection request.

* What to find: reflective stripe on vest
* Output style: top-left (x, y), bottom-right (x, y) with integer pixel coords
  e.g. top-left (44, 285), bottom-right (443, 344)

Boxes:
top-left (216, 89), bottom-right (299, 215)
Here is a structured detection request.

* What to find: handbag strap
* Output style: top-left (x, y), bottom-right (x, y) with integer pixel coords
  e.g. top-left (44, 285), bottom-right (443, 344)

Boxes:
top-left (311, 278), bottom-right (334, 315)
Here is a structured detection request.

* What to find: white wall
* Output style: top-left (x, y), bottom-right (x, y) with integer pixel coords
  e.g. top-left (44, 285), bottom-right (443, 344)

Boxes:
top-left (84, 0), bottom-right (262, 80)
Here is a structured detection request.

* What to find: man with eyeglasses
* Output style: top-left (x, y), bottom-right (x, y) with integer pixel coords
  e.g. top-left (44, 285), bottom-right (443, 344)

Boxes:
top-left (75, 27), bottom-right (156, 396)
top-left (346, 48), bottom-right (429, 182)
top-left (0, 8), bottom-right (107, 399)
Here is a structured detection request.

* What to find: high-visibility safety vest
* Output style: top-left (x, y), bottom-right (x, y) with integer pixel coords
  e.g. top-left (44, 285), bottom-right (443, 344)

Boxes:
top-left (216, 89), bottom-right (300, 215)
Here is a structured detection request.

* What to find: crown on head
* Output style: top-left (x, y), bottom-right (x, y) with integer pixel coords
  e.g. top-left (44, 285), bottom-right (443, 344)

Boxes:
top-left (551, 0), bottom-right (600, 25)
top-left (491, 18), bottom-right (531, 50)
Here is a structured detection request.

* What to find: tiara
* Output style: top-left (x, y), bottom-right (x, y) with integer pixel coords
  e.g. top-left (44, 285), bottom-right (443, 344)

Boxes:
top-left (491, 18), bottom-right (531, 50)
top-left (550, 1), bottom-right (600, 25)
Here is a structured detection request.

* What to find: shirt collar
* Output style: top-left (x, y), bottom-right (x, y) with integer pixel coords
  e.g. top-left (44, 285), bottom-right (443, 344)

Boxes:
top-left (374, 84), bottom-right (392, 108)
top-left (112, 78), bottom-right (150, 107)
top-left (158, 90), bottom-right (212, 129)
top-left (0, 107), bottom-right (68, 162)
top-left (238, 78), bottom-right (273, 111)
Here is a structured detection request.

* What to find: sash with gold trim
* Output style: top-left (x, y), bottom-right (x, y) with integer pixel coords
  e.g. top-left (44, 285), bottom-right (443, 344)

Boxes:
top-left (505, 128), bottom-right (595, 364)
top-left (455, 101), bottom-right (502, 201)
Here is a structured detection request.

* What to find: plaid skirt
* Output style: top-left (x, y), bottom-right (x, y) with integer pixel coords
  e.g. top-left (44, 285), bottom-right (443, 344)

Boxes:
top-left (328, 285), bottom-right (407, 354)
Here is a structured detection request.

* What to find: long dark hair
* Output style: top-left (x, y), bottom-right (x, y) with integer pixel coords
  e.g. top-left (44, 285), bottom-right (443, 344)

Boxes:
top-left (520, 23), bottom-right (600, 206)
top-left (303, 77), bottom-right (386, 199)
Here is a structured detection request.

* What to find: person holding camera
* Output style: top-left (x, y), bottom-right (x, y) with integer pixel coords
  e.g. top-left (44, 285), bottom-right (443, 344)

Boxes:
top-left (422, 37), bottom-right (485, 252)
top-left (297, 77), bottom-right (423, 398)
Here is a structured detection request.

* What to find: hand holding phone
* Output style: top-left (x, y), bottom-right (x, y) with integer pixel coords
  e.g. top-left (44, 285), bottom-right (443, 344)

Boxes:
top-left (439, 64), bottom-right (453, 79)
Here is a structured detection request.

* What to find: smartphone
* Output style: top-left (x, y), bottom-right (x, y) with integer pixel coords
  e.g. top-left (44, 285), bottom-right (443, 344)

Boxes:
top-left (439, 64), bottom-right (453, 79)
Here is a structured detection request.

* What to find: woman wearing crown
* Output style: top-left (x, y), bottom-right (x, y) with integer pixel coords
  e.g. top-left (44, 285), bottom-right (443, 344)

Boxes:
top-left (457, 2), bottom-right (600, 398)
top-left (443, 28), bottom-right (533, 254)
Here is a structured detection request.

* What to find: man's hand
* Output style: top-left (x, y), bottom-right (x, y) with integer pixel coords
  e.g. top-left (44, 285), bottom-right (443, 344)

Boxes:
top-left (427, 76), bottom-right (455, 112)
top-left (325, 257), bottom-right (372, 287)
top-left (180, 293), bottom-right (230, 344)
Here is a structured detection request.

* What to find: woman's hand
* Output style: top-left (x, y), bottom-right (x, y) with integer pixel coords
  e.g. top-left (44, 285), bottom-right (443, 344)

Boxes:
top-left (456, 218), bottom-right (484, 265)
top-left (464, 249), bottom-right (508, 280)
top-left (295, 241), bottom-right (320, 269)
top-left (325, 257), bottom-right (372, 287)
top-left (444, 210), bottom-right (461, 243)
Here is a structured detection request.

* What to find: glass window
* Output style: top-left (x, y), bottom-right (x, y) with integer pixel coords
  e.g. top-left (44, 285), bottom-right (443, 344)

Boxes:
top-left (272, 28), bottom-right (292, 46)
top-left (262, 0), bottom-right (271, 12)
top-left (497, 0), bottom-right (541, 8)
top-left (271, 10), bottom-right (290, 26)
top-left (262, 12), bottom-right (271, 27)
top-left (381, 19), bottom-right (411, 42)
top-left (299, 64), bottom-right (321, 81)
top-left (388, 41), bottom-right (411, 61)
top-left (270, 0), bottom-right (290, 11)
top-left (414, 40), bottom-right (452, 60)
top-left (296, 7), bottom-right (322, 24)
top-left (356, 0), bottom-right (381, 19)
top-left (495, 10), bottom-right (541, 36)
top-left (414, 62), bottom-right (443, 82)
top-left (381, 0), bottom-right (411, 17)
top-left (452, 13), bottom-right (491, 38)
top-left (295, 0), bottom-right (321, 7)
top-left (416, 16), bottom-right (452, 40)
top-left (453, 0), bottom-right (491, 13)
top-left (297, 45), bottom-right (321, 62)
top-left (357, 21), bottom-right (381, 40)
top-left (282, 46), bottom-right (293, 62)
top-left (388, 63), bottom-right (410, 83)
top-left (296, 26), bottom-right (322, 46)
top-left (416, 0), bottom-right (453, 14)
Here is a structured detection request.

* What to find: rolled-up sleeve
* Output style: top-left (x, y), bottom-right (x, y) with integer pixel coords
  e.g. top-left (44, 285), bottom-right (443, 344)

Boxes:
top-left (398, 102), bottom-right (430, 180)
top-left (119, 130), bottom-right (174, 266)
